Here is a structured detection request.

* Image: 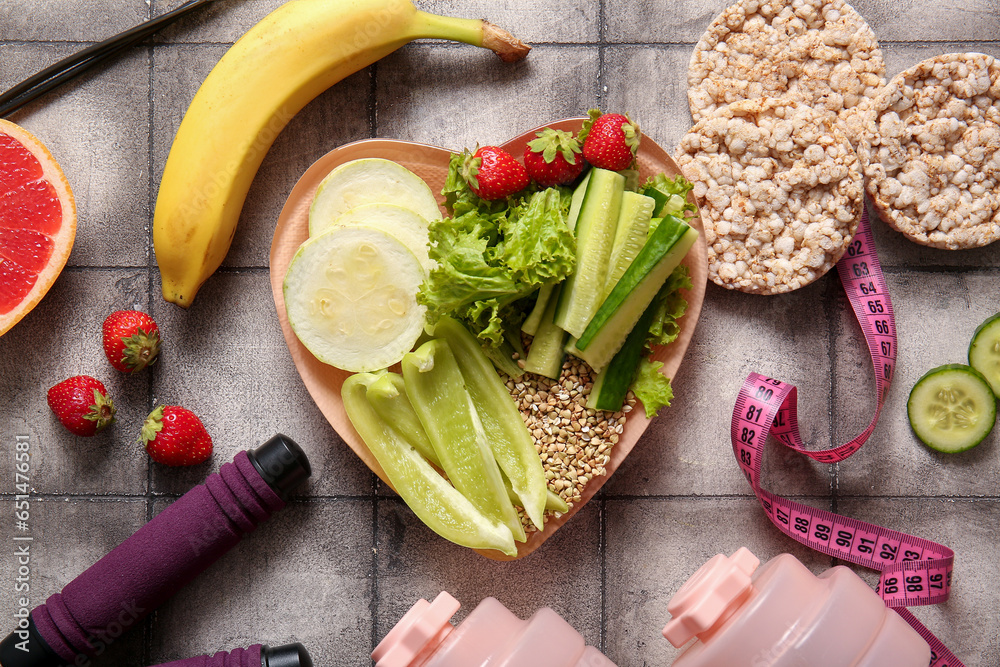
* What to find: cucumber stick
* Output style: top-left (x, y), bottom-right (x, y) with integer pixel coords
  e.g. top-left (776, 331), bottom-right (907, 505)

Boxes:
top-left (402, 340), bottom-right (526, 542)
top-left (524, 285), bottom-right (568, 380)
top-left (570, 217), bottom-right (698, 373)
top-left (523, 171), bottom-right (592, 338)
top-left (554, 168), bottom-right (625, 338)
top-left (907, 364), bottom-right (996, 453)
top-left (342, 373), bottom-right (516, 556)
top-left (566, 169), bottom-right (593, 232)
top-left (604, 191), bottom-right (655, 299)
top-left (968, 312), bottom-right (1000, 397)
top-left (586, 297), bottom-right (660, 412)
top-left (522, 283), bottom-right (556, 336)
top-left (434, 318), bottom-right (548, 531)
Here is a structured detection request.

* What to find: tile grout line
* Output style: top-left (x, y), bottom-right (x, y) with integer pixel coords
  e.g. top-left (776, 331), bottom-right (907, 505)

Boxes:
top-left (6, 38), bottom-right (1000, 48)
top-left (144, 21), bottom-right (157, 662)
top-left (596, 1), bottom-right (606, 109)
top-left (7, 492), bottom-right (998, 502)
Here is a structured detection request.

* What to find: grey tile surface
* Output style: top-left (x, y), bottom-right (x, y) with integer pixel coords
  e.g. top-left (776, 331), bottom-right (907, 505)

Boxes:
top-left (0, 499), bottom-right (148, 663)
top-left (148, 271), bottom-right (374, 498)
top-left (0, 2), bottom-right (149, 42)
top-left (148, 498), bottom-right (374, 666)
top-left (605, 497), bottom-right (836, 667)
top-left (1, 43), bottom-right (151, 268)
top-left (375, 499), bottom-right (603, 646)
top-left (1, 0), bottom-right (998, 665)
top-left (376, 44), bottom-right (600, 149)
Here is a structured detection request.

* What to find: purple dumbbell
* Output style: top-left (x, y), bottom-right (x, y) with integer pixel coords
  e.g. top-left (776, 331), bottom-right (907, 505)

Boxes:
top-left (150, 643), bottom-right (312, 667)
top-left (0, 435), bottom-right (311, 667)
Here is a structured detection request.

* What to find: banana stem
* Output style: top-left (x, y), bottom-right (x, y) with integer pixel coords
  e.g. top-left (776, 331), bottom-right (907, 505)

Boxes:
top-left (411, 10), bottom-right (530, 62)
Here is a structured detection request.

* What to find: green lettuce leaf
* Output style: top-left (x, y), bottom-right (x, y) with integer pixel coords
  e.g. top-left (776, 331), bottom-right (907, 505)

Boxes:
top-left (642, 173), bottom-right (697, 219)
top-left (644, 265), bottom-right (692, 351)
top-left (629, 265), bottom-right (692, 417)
top-left (632, 359), bottom-right (674, 418)
top-left (499, 188), bottom-right (575, 286)
top-left (418, 159), bottom-right (576, 348)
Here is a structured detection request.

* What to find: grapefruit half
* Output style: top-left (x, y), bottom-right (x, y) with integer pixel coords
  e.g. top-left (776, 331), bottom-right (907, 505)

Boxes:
top-left (0, 119), bottom-right (76, 336)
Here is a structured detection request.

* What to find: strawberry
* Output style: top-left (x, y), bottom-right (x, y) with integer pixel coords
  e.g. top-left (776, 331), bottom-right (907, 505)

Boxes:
top-left (462, 146), bottom-right (529, 200)
top-left (103, 310), bottom-right (161, 373)
top-left (580, 110), bottom-right (640, 171)
top-left (47, 375), bottom-right (116, 437)
top-left (140, 405), bottom-right (213, 466)
top-left (523, 128), bottom-right (586, 187)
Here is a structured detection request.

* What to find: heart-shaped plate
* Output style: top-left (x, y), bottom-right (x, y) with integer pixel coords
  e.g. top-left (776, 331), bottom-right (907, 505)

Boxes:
top-left (269, 118), bottom-right (708, 560)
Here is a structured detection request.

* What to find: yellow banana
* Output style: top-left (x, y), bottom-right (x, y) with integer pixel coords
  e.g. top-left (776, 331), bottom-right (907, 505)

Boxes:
top-left (154, 0), bottom-right (529, 307)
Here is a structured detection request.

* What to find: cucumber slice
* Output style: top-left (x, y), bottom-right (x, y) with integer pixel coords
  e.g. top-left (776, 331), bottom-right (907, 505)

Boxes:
top-left (523, 172), bottom-right (589, 338)
top-left (308, 158), bottom-right (441, 236)
top-left (319, 203), bottom-right (433, 273)
top-left (586, 297), bottom-right (659, 412)
top-left (968, 312), bottom-right (1000, 398)
top-left (907, 363), bottom-right (997, 453)
top-left (283, 226), bottom-right (426, 372)
top-left (569, 219), bottom-right (698, 373)
top-left (566, 169), bottom-right (593, 232)
top-left (524, 285), bottom-right (568, 380)
top-left (604, 191), bottom-right (655, 298)
top-left (522, 284), bottom-right (555, 336)
top-left (554, 168), bottom-right (626, 338)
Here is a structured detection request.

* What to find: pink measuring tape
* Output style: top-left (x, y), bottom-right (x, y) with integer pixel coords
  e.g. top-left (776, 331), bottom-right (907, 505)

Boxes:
top-left (730, 207), bottom-right (964, 667)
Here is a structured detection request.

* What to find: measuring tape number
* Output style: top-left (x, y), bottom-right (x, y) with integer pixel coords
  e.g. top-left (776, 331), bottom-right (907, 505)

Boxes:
top-left (729, 208), bottom-right (964, 667)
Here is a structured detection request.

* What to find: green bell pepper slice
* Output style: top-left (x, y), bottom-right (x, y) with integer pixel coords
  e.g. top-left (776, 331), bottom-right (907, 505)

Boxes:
top-left (434, 317), bottom-right (548, 530)
top-left (342, 372), bottom-right (516, 556)
top-left (402, 339), bottom-right (526, 543)
top-left (366, 372), bottom-right (440, 468)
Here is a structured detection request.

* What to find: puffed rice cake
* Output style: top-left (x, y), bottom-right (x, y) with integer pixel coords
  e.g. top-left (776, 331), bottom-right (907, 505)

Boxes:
top-left (675, 98), bottom-right (864, 295)
top-left (688, 0), bottom-right (885, 149)
top-left (862, 52), bottom-right (1000, 249)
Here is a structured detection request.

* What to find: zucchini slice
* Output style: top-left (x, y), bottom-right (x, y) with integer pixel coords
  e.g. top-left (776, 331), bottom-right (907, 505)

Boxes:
top-left (968, 312), bottom-right (1000, 398)
top-left (308, 158), bottom-right (441, 236)
top-left (283, 226), bottom-right (426, 372)
top-left (907, 363), bottom-right (997, 453)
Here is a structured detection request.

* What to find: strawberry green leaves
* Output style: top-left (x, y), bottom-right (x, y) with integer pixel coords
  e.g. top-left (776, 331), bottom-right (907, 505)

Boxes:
top-left (524, 128), bottom-right (585, 187)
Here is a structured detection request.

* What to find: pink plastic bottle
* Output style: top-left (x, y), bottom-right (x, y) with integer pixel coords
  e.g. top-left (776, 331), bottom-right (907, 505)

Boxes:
top-left (661, 548), bottom-right (931, 666)
top-left (372, 592), bottom-right (616, 667)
